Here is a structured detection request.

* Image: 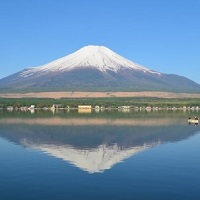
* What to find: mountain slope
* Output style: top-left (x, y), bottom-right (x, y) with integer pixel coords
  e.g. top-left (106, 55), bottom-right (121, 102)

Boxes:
top-left (0, 45), bottom-right (200, 92)
top-left (19, 45), bottom-right (161, 75)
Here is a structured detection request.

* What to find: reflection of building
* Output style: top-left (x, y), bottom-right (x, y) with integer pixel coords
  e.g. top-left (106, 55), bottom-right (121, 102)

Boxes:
top-left (94, 105), bottom-right (100, 113)
top-left (51, 104), bottom-right (62, 110)
top-left (7, 106), bottom-right (14, 111)
top-left (146, 106), bottom-right (152, 111)
top-left (78, 105), bottom-right (92, 113)
top-left (28, 105), bottom-right (35, 110)
top-left (118, 106), bottom-right (131, 113)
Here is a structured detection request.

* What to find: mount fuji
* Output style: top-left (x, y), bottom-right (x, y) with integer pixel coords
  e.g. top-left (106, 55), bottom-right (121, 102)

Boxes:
top-left (0, 45), bottom-right (200, 92)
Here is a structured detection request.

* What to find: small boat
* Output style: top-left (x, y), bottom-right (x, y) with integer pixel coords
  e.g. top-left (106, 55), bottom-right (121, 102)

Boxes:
top-left (188, 117), bottom-right (198, 125)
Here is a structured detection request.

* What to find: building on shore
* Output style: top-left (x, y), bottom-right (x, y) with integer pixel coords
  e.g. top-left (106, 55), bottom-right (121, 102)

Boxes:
top-left (78, 105), bottom-right (92, 113)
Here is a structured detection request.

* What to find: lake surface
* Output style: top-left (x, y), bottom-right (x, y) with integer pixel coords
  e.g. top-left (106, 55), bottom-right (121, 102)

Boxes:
top-left (0, 110), bottom-right (200, 200)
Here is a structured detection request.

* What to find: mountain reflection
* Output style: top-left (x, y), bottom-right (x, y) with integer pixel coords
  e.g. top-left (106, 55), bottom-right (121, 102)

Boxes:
top-left (0, 113), bottom-right (199, 173)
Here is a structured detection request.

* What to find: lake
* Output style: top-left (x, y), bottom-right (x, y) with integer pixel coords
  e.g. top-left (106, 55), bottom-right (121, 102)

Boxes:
top-left (0, 110), bottom-right (200, 200)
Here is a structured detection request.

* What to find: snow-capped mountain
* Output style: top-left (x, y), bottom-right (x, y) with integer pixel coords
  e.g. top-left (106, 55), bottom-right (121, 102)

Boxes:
top-left (0, 45), bottom-right (200, 92)
top-left (19, 45), bottom-right (160, 77)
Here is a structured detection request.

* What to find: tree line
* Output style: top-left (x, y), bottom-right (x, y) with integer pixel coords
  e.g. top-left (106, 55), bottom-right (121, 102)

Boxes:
top-left (0, 97), bottom-right (200, 109)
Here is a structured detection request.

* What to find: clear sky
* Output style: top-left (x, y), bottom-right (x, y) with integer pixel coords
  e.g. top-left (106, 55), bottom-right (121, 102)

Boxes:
top-left (0, 0), bottom-right (199, 83)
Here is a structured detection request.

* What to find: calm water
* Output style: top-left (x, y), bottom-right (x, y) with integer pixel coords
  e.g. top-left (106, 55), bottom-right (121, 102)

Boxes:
top-left (0, 110), bottom-right (200, 200)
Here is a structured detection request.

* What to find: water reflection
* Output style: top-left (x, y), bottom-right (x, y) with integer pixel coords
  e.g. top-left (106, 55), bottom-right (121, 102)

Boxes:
top-left (0, 112), bottom-right (199, 173)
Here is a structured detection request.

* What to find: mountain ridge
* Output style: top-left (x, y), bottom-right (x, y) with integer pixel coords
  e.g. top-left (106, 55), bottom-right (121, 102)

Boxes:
top-left (0, 45), bottom-right (200, 93)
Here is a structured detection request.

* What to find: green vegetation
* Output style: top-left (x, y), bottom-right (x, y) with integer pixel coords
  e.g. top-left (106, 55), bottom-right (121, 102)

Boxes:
top-left (0, 97), bottom-right (200, 109)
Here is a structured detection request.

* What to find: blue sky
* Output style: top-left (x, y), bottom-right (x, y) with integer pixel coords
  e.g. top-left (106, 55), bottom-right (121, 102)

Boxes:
top-left (0, 0), bottom-right (200, 83)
